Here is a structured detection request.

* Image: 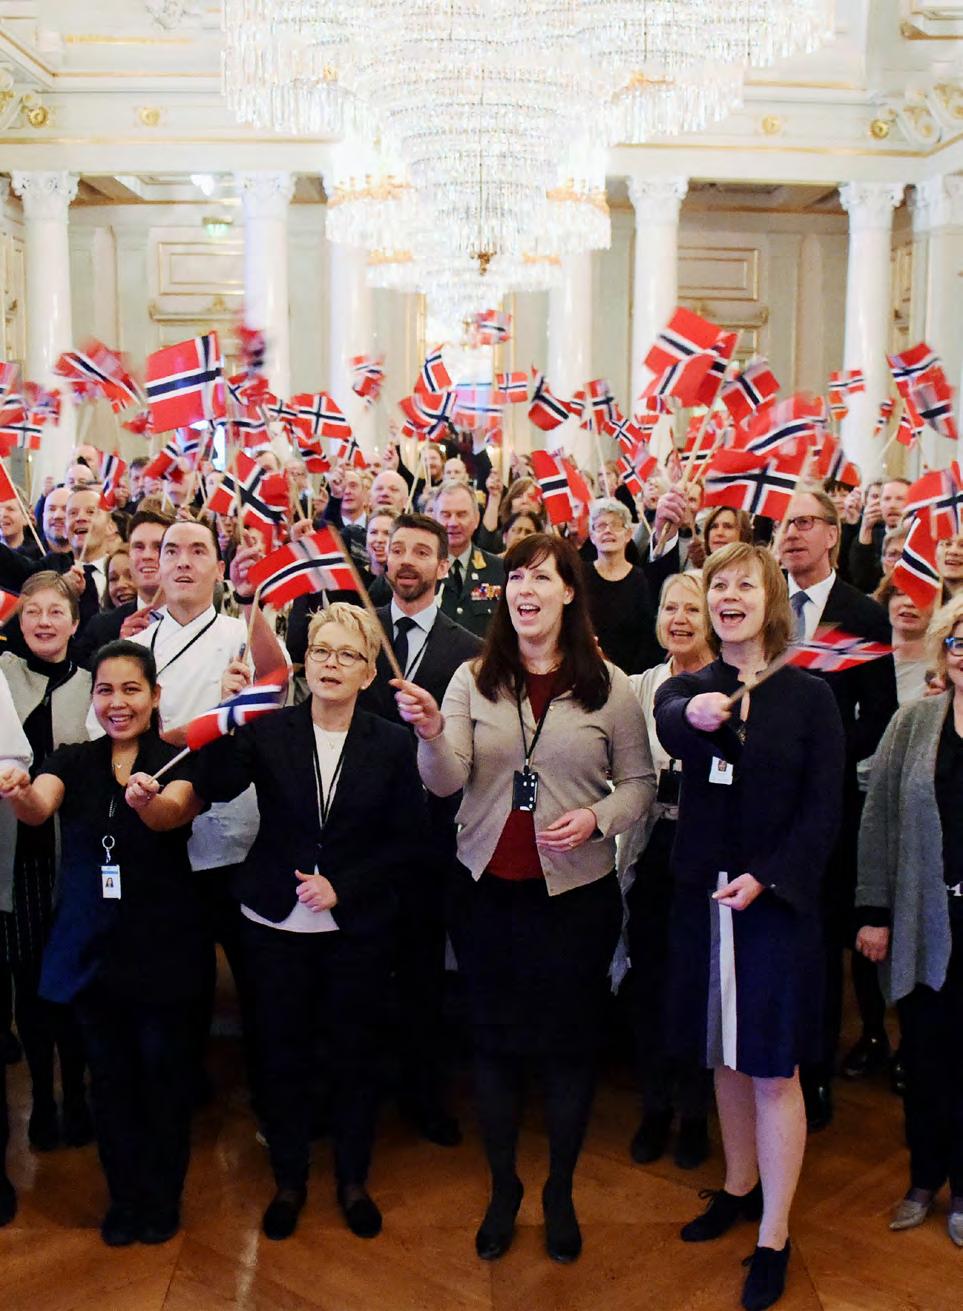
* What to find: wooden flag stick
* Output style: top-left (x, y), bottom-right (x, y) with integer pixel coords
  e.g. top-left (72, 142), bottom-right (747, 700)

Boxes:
top-left (594, 429), bottom-right (612, 497)
top-left (651, 404), bottom-right (716, 556)
top-left (327, 524), bottom-right (405, 682)
top-left (148, 745), bottom-right (192, 785)
top-left (406, 444), bottom-right (426, 512)
top-left (724, 647), bottom-right (795, 710)
top-left (245, 579), bottom-right (264, 653)
top-left (3, 462), bottom-right (45, 554)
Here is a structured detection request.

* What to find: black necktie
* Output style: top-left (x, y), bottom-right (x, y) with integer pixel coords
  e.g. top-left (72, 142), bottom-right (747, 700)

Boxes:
top-left (393, 616), bottom-right (418, 674)
top-left (450, 558), bottom-right (464, 595)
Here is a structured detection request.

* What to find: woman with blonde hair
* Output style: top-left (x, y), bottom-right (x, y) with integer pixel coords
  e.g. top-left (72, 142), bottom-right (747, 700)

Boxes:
top-left (622, 572), bottom-right (715, 1170)
top-left (856, 593), bottom-right (963, 1247)
top-left (654, 542), bottom-right (845, 1311)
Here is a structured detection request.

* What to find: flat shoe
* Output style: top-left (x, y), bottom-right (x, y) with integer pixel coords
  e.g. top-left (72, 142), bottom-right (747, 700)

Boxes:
top-left (948, 1212), bottom-right (963, 1248)
top-left (741, 1241), bottom-right (791, 1311)
top-left (475, 1177), bottom-right (523, 1260)
top-left (889, 1197), bottom-right (933, 1231)
top-left (542, 1181), bottom-right (582, 1264)
top-left (338, 1187), bottom-right (382, 1239)
top-left (262, 1187), bottom-right (306, 1241)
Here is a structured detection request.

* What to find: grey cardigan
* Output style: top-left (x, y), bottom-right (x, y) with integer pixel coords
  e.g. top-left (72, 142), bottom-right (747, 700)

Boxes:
top-left (417, 660), bottom-right (655, 895)
top-left (856, 692), bottom-right (954, 1005)
top-left (0, 653), bottom-right (92, 912)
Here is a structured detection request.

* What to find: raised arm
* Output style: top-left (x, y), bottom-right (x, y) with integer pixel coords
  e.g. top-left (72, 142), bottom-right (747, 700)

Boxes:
top-left (125, 773), bottom-right (203, 832)
top-left (410, 662), bottom-right (476, 797)
top-left (0, 767), bottom-right (65, 826)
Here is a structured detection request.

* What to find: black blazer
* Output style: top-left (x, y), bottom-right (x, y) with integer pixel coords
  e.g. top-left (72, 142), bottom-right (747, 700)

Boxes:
top-left (73, 600), bottom-right (136, 669)
top-left (655, 659), bottom-right (845, 915)
top-left (359, 605), bottom-right (482, 728)
top-left (194, 702), bottom-right (428, 935)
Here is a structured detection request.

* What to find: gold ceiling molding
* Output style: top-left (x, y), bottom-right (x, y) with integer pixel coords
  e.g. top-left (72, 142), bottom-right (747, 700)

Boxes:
top-left (63, 35), bottom-right (193, 47)
top-left (901, 20), bottom-right (961, 40)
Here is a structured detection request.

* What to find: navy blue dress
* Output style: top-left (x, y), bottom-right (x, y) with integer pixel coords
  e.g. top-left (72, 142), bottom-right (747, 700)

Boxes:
top-left (654, 658), bottom-right (845, 1078)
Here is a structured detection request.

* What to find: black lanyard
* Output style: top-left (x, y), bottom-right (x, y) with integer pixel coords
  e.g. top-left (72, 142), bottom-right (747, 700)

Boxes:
top-left (516, 685), bottom-right (555, 771)
top-left (149, 614), bottom-right (218, 676)
top-left (311, 733), bottom-right (349, 831)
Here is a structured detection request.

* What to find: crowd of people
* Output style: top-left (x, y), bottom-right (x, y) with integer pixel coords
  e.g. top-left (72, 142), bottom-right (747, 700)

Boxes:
top-left (0, 434), bottom-right (961, 1311)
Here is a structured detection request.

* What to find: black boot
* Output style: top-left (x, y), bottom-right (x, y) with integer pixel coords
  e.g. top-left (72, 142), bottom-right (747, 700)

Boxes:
top-left (262, 1187), bottom-right (306, 1241)
top-left (630, 1109), bottom-right (672, 1165)
top-left (475, 1176), bottom-right (523, 1260)
top-left (741, 1241), bottom-right (791, 1310)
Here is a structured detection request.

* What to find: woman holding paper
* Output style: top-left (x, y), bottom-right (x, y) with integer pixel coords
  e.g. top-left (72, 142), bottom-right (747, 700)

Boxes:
top-left (0, 638), bottom-right (204, 1248)
top-left (654, 542), bottom-right (845, 1311)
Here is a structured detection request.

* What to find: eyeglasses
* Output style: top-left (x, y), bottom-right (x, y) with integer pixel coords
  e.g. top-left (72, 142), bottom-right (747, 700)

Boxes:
top-left (943, 636), bottom-right (963, 657)
top-left (783, 515), bottom-right (834, 533)
top-left (306, 644), bottom-right (367, 668)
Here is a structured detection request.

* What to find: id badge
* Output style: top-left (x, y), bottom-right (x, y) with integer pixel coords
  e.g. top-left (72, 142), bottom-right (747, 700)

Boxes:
top-left (656, 761), bottom-right (682, 806)
top-left (709, 756), bottom-right (734, 786)
top-left (101, 865), bottom-right (122, 899)
top-left (512, 768), bottom-right (539, 812)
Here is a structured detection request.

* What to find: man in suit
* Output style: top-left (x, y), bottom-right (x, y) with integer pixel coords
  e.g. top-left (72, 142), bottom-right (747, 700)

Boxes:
top-left (780, 484), bottom-right (899, 1129)
top-left (73, 507), bottom-right (173, 667)
top-left (431, 479), bottom-right (504, 639)
top-left (359, 512), bottom-right (482, 1146)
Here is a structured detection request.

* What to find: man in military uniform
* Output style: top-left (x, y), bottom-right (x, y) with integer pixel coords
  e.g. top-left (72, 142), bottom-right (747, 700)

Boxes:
top-left (431, 479), bottom-right (504, 639)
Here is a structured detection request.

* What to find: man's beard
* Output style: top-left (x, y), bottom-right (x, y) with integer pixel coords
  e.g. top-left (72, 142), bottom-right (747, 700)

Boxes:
top-left (389, 573), bottom-right (432, 603)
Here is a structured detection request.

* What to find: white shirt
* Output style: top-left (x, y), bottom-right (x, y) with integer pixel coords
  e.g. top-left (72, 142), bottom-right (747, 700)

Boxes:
top-left (241, 725), bottom-right (346, 934)
top-left (85, 556), bottom-right (108, 601)
top-left (390, 598), bottom-right (437, 679)
top-left (0, 669), bottom-right (31, 769)
top-left (787, 569), bottom-right (836, 641)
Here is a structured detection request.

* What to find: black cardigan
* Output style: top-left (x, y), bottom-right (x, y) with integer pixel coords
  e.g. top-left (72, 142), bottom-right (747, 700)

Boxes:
top-left (193, 701), bottom-right (428, 935)
top-left (654, 658), bottom-right (845, 915)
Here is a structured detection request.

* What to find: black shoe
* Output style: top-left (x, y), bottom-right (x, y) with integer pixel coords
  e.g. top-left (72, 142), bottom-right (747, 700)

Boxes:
top-left (0, 1174), bottom-right (16, 1227)
top-left (62, 1097), bottom-right (94, 1148)
top-left (100, 1204), bottom-right (140, 1247)
top-left (262, 1187), bottom-right (307, 1241)
top-left (841, 1033), bottom-right (890, 1080)
top-left (890, 1052), bottom-right (906, 1097)
top-left (475, 1176), bottom-right (523, 1260)
top-left (741, 1241), bottom-right (791, 1310)
top-left (803, 1082), bottom-right (833, 1133)
top-left (28, 1103), bottom-right (60, 1152)
top-left (542, 1180), bottom-right (582, 1264)
top-left (681, 1182), bottom-right (763, 1243)
top-left (337, 1185), bottom-right (382, 1239)
top-left (674, 1117), bottom-right (710, 1171)
top-left (140, 1207), bottom-right (180, 1245)
top-left (630, 1110), bottom-right (672, 1165)
top-left (1, 1030), bottom-right (21, 1065)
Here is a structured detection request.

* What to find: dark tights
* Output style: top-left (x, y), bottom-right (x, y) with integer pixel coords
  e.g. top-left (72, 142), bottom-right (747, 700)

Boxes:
top-left (9, 960), bottom-right (85, 1113)
top-left (474, 1051), bottom-right (597, 1195)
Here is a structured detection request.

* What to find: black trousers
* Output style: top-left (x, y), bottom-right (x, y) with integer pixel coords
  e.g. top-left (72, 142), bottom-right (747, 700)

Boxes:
top-left (626, 819), bottom-right (711, 1121)
top-left (241, 917), bottom-right (391, 1193)
top-left (76, 985), bottom-right (196, 1215)
top-left (196, 863), bottom-right (258, 1097)
top-left (9, 957), bottom-right (86, 1113)
top-left (897, 922), bottom-right (963, 1196)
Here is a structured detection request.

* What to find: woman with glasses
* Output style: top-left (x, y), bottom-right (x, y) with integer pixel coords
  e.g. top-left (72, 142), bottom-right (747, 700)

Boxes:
top-left (188, 603), bottom-right (428, 1243)
top-left (856, 594), bottom-right (963, 1247)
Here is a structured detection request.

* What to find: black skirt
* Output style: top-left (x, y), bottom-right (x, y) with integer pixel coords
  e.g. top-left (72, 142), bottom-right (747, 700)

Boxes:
top-left (0, 820), bottom-right (57, 971)
top-left (665, 877), bottom-right (824, 1080)
top-left (448, 867), bottom-right (622, 1056)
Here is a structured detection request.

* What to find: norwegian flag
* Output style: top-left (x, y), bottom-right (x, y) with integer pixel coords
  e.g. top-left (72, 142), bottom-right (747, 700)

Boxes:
top-left (645, 307), bottom-right (721, 377)
top-left (617, 443), bottom-right (658, 498)
top-left (288, 391), bottom-right (352, 442)
top-left (0, 587), bottom-right (19, 628)
top-left (23, 382), bottom-right (61, 423)
top-left (695, 330), bottom-right (739, 408)
top-left (453, 384), bottom-right (503, 430)
top-left (4, 411), bottom-right (44, 451)
top-left (789, 625), bottom-right (892, 674)
top-left (529, 372), bottom-right (578, 432)
top-left (815, 433), bottom-right (860, 487)
top-left (703, 446), bottom-right (807, 519)
top-left (399, 389), bottom-right (455, 439)
top-left (99, 452), bottom-right (128, 509)
top-left (732, 394), bottom-right (822, 459)
top-left (330, 434), bottom-right (368, 469)
top-left (891, 515), bottom-right (942, 610)
top-left (496, 371), bottom-right (528, 403)
top-left (872, 398), bottom-right (895, 441)
top-left (897, 395), bottom-right (925, 448)
top-left (904, 463), bottom-right (963, 542)
top-left (206, 451), bottom-right (282, 527)
top-left (145, 333), bottom-right (225, 432)
top-left (230, 402), bottom-right (269, 449)
top-left (586, 378), bottom-right (623, 432)
top-left (55, 341), bottom-right (142, 413)
top-left (604, 415), bottom-right (649, 458)
top-left (530, 449), bottom-right (575, 525)
top-left (293, 435), bottom-right (331, 475)
top-left (470, 309), bottom-right (512, 345)
top-left (681, 414), bottom-right (726, 474)
top-left (262, 394), bottom-right (296, 430)
top-left (183, 668), bottom-right (289, 751)
top-left (122, 408), bottom-right (153, 438)
top-left (247, 528), bottom-right (357, 608)
top-left (721, 359), bottom-right (780, 426)
top-left (561, 455), bottom-right (593, 513)
top-left (827, 368), bottom-right (865, 420)
top-left (887, 342), bottom-right (942, 399)
top-left (0, 461), bottom-right (17, 504)
top-left (237, 323), bottom-right (267, 377)
top-left (915, 368), bottom-right (958, 442)
top-left (414, 346), bottom-right (452, 397)
top-left (142, 428), bottom-right (205, 485)
top-left (643, 352), bottom-right (715, 408)
top-left (350, 355), bottom-right (385, 405)
top-left (0, 362), bottom-right (22, 415)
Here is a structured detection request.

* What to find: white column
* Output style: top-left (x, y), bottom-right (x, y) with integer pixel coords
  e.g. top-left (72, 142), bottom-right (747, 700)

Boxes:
top-left (326, 241), bottom-right (375, 452)
top-left (838, 182), bottom-right (904, 477)
top-left (627, 176), bottom-right (688, 407)
top-left (235, 171), bottom-right (294, 401)
top-left (548, 252), bottom-right (594, 468)
top-left (912, 175), bottom-right (963, 454)
top-left (795, 232), bottom-right (824, 393)
top-left (11, 170), bottom-right (78, 484)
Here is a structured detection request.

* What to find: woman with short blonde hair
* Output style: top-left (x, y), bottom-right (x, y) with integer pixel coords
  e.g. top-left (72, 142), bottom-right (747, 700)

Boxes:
top-left (702, 543), bottom-right (793, 660)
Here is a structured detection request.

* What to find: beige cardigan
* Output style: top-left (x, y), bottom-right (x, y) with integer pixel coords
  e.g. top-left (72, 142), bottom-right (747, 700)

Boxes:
top-left (417, 660), bottom-right (655, 895)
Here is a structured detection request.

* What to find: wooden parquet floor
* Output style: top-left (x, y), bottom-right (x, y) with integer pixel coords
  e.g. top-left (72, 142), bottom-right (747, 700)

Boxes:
top-left (2, 1015), bottom-right (960, 1311)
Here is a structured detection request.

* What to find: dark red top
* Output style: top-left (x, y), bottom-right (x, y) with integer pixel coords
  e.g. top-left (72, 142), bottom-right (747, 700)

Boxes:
top-left (487, 670), bottom-right (559, 881)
